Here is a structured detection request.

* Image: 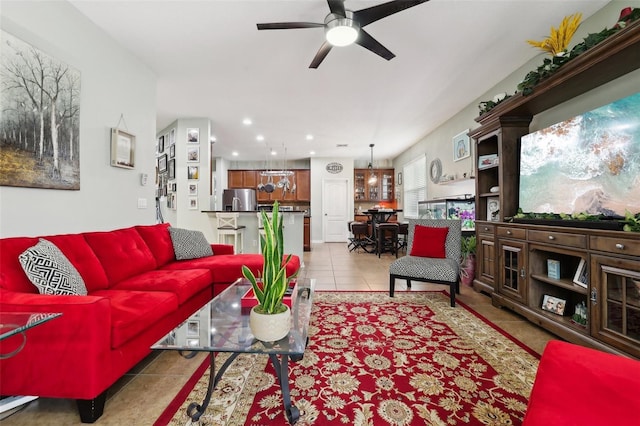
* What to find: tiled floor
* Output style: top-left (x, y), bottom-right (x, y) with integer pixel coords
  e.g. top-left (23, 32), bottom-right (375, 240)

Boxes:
top-left (1, 243), bottom-right (556, 425)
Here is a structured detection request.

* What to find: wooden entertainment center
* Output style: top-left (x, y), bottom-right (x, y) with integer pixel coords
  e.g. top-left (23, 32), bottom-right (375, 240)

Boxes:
top-left (470, 19), bottom-right (640, 358)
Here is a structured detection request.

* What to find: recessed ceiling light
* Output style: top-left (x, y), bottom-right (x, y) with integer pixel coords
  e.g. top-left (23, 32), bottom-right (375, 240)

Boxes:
top-left (306, 134), bottom-right (314, 141)
top-left (242, 118), bottom-right (252, 126)
top-left (309, 151), bottom-right (315, 155)
top-left (232, 151), bottom-right (239, 156)
top-left (256, 135), bottom-right (264, 141)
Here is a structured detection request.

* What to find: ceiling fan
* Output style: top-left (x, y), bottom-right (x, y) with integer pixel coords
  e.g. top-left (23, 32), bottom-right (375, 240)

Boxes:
top-left (257, 0), bottom-right (429, 68)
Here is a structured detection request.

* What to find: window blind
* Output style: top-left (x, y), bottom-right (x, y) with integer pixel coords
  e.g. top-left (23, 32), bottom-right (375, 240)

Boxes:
top-left (403, 155), bottom-right (427, 218)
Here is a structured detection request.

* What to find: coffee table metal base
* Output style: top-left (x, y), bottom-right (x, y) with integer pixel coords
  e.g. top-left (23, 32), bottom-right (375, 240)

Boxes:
top-left (184, 351), bottom-right (301, 424)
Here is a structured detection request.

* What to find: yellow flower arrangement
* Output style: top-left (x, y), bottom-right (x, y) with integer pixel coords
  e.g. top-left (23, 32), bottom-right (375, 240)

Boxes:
top-left (527, 13), bottom-right (582, 55)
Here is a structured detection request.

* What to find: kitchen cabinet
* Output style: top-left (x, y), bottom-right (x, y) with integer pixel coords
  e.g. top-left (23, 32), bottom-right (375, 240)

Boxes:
top-left (354, 168), bottom-right (394, 202)
top-left (295, 170), bottom-right (311, 202)
top-left (228, 170), bottom-right (257, 189)
top-left (304, 216), bottom-right (311, 251)
top-left (230, 169), bottom-right (310, 203)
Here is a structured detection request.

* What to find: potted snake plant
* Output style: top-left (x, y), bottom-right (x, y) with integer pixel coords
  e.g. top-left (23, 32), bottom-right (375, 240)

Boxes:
top-left (242, 201), bottom-right (296, 342)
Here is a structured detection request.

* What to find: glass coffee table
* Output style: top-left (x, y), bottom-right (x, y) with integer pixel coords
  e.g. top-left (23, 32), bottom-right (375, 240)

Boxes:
top-left (0, 312), bottom-right (62, 359)
top-left (0, 312), bottom-right (61, 415)
top-left (152, 278), bottom-right (315, 424)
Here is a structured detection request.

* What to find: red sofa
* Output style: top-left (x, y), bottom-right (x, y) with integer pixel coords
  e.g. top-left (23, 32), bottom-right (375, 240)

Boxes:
top-left (0, 223), bottom-right (300, 423)
top-left (523, 340), bottom-right (640, 425)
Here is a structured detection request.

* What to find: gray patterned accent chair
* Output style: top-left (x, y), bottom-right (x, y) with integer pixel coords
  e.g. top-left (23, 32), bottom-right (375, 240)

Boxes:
top-left (389, 219), bottom-right (462, 307)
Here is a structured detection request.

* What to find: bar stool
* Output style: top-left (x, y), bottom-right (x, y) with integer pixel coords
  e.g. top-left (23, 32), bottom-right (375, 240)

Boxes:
top-left (376, 222), bottom-right (399, 258)
top-left (349, 221), bottom-right (371, 253)
top-left (397, 222), bottom-right (409, 253)
top-left (216, 212), bottom-right (245, 253)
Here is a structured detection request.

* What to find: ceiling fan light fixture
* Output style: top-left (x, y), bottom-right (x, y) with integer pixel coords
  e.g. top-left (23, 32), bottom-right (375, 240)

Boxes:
top-left (325, 13), bottom-right (359, 47)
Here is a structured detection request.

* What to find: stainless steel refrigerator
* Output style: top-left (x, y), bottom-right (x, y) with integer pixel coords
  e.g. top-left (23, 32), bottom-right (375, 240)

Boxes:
top-left (222, 189), bottom-right (257, 211)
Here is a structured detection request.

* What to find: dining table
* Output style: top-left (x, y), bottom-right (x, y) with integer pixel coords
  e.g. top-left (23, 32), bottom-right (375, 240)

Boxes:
top-left (361, 209), bottom-right (403, 251)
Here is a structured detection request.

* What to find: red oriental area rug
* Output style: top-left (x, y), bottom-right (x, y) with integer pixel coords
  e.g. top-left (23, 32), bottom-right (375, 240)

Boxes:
top-left (157, 291), bottom-right (540, 425)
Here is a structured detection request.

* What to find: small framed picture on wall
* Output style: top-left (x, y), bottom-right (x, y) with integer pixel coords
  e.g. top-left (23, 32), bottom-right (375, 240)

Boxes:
top-left (187, 128), bottom-right (200, 144)
top-left (187, 166), bottom-right (199, 180)
top-left (453, 129), bottom-right (471, 162)
top-left (187, 146), bottom-right (200, 162)
top-left (188, 197), bottom-right (198, 210)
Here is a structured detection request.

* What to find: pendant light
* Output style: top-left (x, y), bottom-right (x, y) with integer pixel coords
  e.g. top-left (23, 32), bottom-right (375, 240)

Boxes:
top-left (368, 143), bottom-right (377, 185)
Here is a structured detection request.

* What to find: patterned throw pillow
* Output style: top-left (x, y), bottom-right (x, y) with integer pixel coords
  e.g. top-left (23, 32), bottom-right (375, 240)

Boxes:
top-left (410, 225), bottom-right (449, 258)
top-left (169, 227), bottom-right (214, 260)
top-left (19, 239), bottom-right (88, 296)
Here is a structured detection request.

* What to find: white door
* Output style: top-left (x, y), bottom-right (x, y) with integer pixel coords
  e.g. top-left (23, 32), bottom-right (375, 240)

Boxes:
top-left (322, 178), bottom-right (349, 242)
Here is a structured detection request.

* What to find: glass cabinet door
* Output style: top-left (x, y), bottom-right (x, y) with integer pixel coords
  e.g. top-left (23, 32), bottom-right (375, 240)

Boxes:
top-left (498, 241), bottom-right (527, 303)
top-left (354, 170), bottom-right (366, 201)
top-left (592, 255), bottom-right (640, 358)
top-left (380, 171), bottom-right (394, 201)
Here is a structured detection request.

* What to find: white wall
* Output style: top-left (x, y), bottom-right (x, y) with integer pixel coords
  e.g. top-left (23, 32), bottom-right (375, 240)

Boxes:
top-left (393, 1), bottom-right (640, 211)
top-left (157, 118), bottom-right (215, 241)
top-left (0, 1), bottom-right (157, 237)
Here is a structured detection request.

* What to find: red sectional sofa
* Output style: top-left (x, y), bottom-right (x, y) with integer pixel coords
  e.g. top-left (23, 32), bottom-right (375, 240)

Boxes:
top-left (0, 223), bottom-right (300, 423)
top-left (523, 340), bottom-right (640, 425)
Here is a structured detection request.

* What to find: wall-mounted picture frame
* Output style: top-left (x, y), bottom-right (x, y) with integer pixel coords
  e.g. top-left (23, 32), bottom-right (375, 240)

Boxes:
top-left (111, 128), bottom-right (136, 169)
top-left (187, 128), bottom-right (200, 144)
top-left (188, 197), bottom-right (198, 210)
top-left (397, 172), bottom-right (402, 185)
top-left (168, 159), bottom-right (175, 179)
top-left (188, 183), bottom-right (198, 196)
top-left (186, 320), bottom-right (199, 336)
top-left (187, 165), bottom-right (199, 180)
top-left (487, 197), bottom-right (500, 222)
top-left (169, 144), bottom-right (175, 159)
top-left (187, 146), bottom-right (200, 162)
top-left (573, 258), bottom-right (588, 288)
top-left (541, 294), bottom-right (567, 316)
top-left (157, 135), bottom-right (165, 154)
top-left (158, 154), bottom-right (168, 173)
top-left (453, 129), bottom-right (471, 162)
top-left (169, 128), bottom-right (176, 145)
top-left (186, 338), bottom-right (200, 347)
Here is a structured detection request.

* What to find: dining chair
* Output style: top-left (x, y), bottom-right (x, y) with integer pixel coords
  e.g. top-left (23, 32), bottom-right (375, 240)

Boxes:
top-left (389, 219), bottom-right (462, 307)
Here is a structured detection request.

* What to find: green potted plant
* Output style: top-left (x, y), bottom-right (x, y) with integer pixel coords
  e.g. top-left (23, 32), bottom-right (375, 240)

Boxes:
top-left (242, 201), bottom-right (296, 342)
top-left (460, 235), bottom-right (477, 287)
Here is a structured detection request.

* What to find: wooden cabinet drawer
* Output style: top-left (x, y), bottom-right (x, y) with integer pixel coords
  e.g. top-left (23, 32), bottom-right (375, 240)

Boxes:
top-left (590, 236), bottom-right (640, 257)
top-left (497, 226), bottom-right (526, 239)
top-left (528, 230), bottom-right (587, 248)
top-left (477, 223), bottom-right (495, 234)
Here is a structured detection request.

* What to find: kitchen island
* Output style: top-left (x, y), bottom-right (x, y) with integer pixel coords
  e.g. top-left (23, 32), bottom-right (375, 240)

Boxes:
top-left (202, 211), bottom-right (306, 262)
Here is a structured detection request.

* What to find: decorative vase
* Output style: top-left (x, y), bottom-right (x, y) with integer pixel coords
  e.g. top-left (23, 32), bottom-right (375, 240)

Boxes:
top-left (460, 254), bottom-right (476, 287)
top-left (249, 305), bottom-right (291, 342)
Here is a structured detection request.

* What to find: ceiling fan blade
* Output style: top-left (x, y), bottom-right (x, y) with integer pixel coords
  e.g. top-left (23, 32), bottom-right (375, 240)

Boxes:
top-left (257, 22), bottom-right (324, 30)
top-left (354, 0), bottom-right (429, 27)
top-left (356, 29), bottom-right (395, 61)
top-left (327, 0), bottom-right (346, 17)
top-left (309, 41), bottom-right (333, 69)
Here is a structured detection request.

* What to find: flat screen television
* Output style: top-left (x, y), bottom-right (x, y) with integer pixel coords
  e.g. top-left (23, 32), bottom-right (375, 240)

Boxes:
top-left (519, 92), bottom-right (640, 219)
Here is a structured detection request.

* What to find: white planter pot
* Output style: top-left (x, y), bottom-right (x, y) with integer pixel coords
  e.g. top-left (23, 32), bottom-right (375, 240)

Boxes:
top-left (249, 305), bottom-right (291, 342)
